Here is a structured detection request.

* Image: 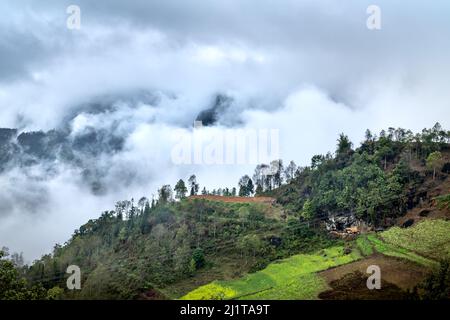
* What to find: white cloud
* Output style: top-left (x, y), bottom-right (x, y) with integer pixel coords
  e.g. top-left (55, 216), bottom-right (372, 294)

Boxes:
top-left (1, 0), bottom-right (450, 260)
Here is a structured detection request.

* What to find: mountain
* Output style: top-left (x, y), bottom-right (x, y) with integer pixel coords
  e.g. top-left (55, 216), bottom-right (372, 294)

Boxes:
top-left (1, 124), bottom-right (450, 300)
top-left (0, 93), bottom-right (241, 196)
top-left (195, 94), bottom-right (233, 126)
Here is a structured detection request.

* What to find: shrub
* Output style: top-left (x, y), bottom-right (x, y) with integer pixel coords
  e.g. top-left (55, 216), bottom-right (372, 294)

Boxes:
top-left (191, 248), bottom-right (205, 270)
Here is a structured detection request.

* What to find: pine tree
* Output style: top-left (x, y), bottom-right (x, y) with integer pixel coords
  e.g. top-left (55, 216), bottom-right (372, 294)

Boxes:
top-left (174, 179), bottom-right (188, 200)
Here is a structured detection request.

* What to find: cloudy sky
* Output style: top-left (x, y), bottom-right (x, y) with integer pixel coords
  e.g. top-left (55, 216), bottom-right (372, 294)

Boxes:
top-left (1, 0), bottom-right (449, 261)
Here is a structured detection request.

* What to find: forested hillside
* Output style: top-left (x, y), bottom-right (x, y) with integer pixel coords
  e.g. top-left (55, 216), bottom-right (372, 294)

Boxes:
top-left (267, 123), bottom-right (450, 224)
top-left (1, 123), bottom-right (449, 300)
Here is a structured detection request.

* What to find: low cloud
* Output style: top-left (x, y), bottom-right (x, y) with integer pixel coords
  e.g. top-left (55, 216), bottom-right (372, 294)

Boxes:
top-left (0, 0), bottom-right (449, 260)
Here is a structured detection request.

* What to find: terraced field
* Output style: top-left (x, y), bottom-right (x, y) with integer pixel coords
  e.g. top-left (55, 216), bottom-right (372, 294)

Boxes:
top-left (379, 219), bottom-right (450, 260)
top-left (181, 246), bottom-right (361, 300)
top-left (181, 219), bottom-right (450, 300)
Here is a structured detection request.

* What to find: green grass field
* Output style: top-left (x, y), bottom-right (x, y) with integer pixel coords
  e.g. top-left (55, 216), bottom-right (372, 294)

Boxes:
top-left (180, 246), bottom-right (361, 300)
top-left (380, 219), bottom-right (450, 261)
top-left (367, 234), bottom-right (436, 267)
top-left (365, 219), bottom-right (450, 267)
top-left (356, 235), bottom-right (374, 256)
top-left (181, 219), bottom-right (450, 300)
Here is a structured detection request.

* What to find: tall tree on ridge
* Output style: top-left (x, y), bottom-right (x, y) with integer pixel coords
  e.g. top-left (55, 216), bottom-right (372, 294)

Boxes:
top-left (188, 175), bottom-right (199, 196)
top-left (238, 175), bottom-right (252, 197)
top-left (158, 185), bottom-right (173, 203)
top-left (284, 160), bottom-right (297, 183)
top-left (174, 179), bottom-right (188, 200)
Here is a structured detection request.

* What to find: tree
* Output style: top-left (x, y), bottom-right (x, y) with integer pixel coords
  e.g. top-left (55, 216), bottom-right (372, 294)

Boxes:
top-left (430, 122), bottom-right (449, 145)
top-left (10, 252), bottom-right (24, 268)
top-left (158, 185), bottom-right (173, 203)
top-left (376, 135), bottom-right (395, 169)
top-left (115, 201), bottom-right (125, 220)
top-left (201, 187), bottom-right (208, 195)
top-left (336, 133), bottom-right (353, 167)
top-left (115, 200), bottom-right (132, 220)
top-left (311, 154), bottom-right (325, 169)
top-left (255, 184), bottom-right (263, 196)
top-left (336, 133), bottom-right (353, 156)
top-left (188, 175), bottom-right (199, 196)
top-left (237, 235), bottom-right (263, 262)
top-left (246, 179), bottom-right (254, 196)
top-left (361, 129), bottom-right (375, 155)
top-left (0, 250), bottom-right (47, 300)
top-left (238, 175), bottom-right (252, 196)
top-left (365, 129), bottom-right (373, 141)
top-left (174, 179), bottom-right (188, 200)
top-left (128, 198), bottom-right (137, 221)
top-left (190, 248), bottom-right (205, 270)
top-left (300, 199), bottom-right (314, 221)
top-left (253, 164), bottom-right (268, 192)
top-left (271, 159), bottom-right (284, 187)
top-left (137, 197), bottom-right (148, 214)
top-left (140, 200), bottom-right (152, 234)
top-left (263, 172), bottom-right (273, 191)
top-left (427, 151), bottom-right (444, 180)
top-left (392, 159), bottom-right (412, 184)
top-left (284, 160), bottom-right (297, 183)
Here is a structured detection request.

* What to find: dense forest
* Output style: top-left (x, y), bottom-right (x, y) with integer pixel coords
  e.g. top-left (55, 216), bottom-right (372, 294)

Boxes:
top-left (1, 123), bottom-right (450, 299)
top-left (270, 124), bottom-right (450, 224)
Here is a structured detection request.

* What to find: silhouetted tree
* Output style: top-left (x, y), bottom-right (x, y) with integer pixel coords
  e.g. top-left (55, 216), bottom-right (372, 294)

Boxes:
top-left (174, 179), bottom-right (188, 200)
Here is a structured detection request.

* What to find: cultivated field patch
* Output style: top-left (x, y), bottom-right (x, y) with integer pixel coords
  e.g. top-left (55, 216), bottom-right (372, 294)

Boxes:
top-left (181, 246), bottom-right (360, 300)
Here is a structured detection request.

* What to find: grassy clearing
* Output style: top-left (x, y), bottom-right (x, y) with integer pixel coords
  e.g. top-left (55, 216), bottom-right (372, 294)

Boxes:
top-left (356, 235), bottom-right (374, 256)
top-left (380, 219), bottom-right (450, 260)
top-left (180, 246), bottom-right (360, 300)
top-left (367, 234), bottom-right (437, 267)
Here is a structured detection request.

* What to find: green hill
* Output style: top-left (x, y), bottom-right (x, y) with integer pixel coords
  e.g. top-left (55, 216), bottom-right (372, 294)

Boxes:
top-left (2, 124), bottom-right (449, 300)
top-left (24, 199), bottom-right (335, 299)
top-left (182, 219), bottom-right (450, 300)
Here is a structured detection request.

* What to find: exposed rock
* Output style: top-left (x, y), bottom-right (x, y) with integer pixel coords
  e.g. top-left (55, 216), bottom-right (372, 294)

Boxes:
top-left (268, 236), bottom-right (282, 247)
top-left (326, 214), bottom-right (357, 231)
top-left (402, 219), bottom-right (415, 228)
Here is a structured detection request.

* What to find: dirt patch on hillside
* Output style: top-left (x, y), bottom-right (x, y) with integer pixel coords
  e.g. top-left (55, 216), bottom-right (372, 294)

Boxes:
top-left (189, 195), bottom-right (276, 204)
top-left (319, 271), bottom-right (408, 300)
top-left (318, 254), bottom-right (428, 291)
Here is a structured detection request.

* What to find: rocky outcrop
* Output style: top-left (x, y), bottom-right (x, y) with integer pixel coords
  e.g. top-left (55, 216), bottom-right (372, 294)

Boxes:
top-left (325, 214), bottom-right (357, 231)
